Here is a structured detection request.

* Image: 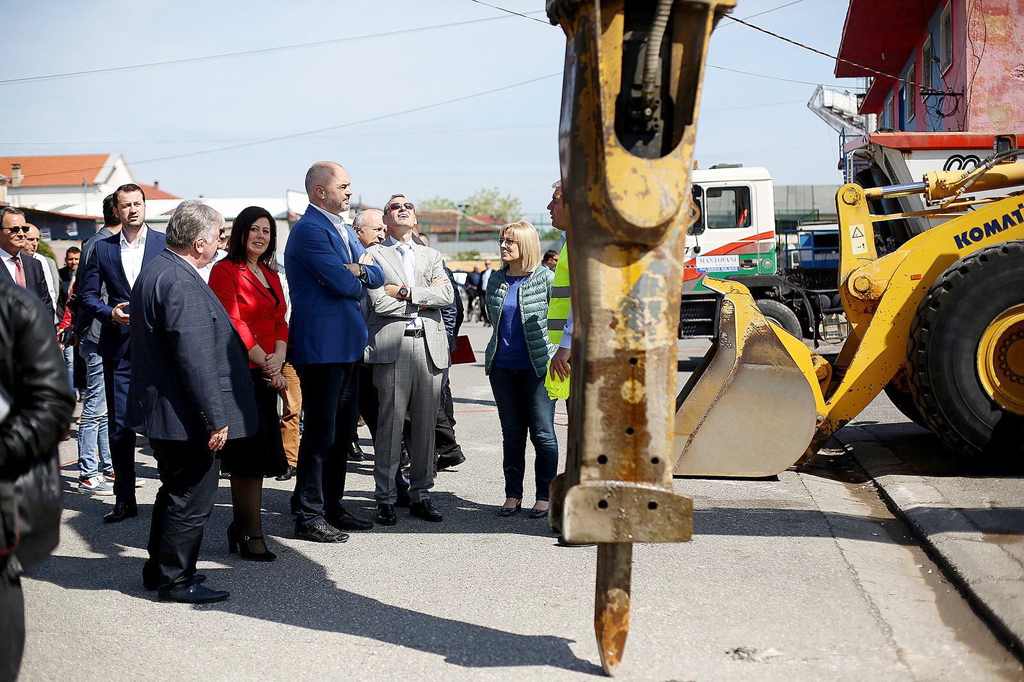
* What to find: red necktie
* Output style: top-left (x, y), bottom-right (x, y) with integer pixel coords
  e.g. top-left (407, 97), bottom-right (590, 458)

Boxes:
top-left (13, 256), bottom-right (26, 288)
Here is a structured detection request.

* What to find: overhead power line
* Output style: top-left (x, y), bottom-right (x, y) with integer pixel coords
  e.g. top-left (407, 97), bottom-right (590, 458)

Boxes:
top-left (724, 14), bottom-right (933, 89)
top-left (469, 0), bottom-right (550, 24)
top-left (0, 13), bottom-right (545, 86)
top-left (473, 0), bottom-right (842, 88)
top-left (21, 72), bottom-right (562, 180)
top-left (707, 64), bottom-right (821, 86)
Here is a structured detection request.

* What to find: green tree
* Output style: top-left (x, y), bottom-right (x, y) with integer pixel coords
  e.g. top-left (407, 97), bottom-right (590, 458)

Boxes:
top-left (418, 195), bottom-right (458, 212)
top-left (416, 188), bottom-right (523, 222)
top-left (463, 187), bottom-right (522, 221)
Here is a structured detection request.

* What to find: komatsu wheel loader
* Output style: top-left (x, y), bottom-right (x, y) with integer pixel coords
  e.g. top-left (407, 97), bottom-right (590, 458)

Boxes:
top-left (674, 137), bottom-right (1024, 477)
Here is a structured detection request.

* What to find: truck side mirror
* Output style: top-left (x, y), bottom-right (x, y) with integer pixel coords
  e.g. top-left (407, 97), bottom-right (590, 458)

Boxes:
top-left (689, 185), bottom-right (707, 236)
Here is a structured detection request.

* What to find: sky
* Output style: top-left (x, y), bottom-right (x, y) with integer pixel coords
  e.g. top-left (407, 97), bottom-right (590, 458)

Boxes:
top-left (2, 0), bottom-right (859, 219)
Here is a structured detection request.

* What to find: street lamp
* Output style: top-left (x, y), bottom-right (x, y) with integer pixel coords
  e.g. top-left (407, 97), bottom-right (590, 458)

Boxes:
top-left (457, 202), bottom-right (470, 243)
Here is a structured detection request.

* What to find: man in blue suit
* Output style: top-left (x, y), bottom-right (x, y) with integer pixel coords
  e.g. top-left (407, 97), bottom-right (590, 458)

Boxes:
top-left (79, 183), bottom-right (167, 523)
top-left (285, 162), bottom-right (384, 542)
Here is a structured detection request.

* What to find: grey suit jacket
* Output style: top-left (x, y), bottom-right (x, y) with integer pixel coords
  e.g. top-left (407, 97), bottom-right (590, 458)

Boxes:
top-left (364, 239), bottom-right (453, 369)
top-left (127, 249), bottom-right (258, 442)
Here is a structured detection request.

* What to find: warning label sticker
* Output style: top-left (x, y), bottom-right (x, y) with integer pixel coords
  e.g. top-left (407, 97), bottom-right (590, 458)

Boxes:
top-left (850, 225), bottom-right (868, 255)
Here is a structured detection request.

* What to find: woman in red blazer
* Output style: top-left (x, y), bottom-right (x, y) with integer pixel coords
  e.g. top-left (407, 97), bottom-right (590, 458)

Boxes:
top-left (209, 206), bottom-right (289, 561)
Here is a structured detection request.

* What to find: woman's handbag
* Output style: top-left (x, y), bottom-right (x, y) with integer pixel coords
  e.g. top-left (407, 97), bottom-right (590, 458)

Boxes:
top-left (0, 451), bottom-right (63, 573)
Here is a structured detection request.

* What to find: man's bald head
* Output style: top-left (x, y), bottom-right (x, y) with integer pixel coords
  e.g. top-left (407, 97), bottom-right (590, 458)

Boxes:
top-left (23, 224), bottom-right (41, 256)
top-left (304, 162), bottom-right (352, 215)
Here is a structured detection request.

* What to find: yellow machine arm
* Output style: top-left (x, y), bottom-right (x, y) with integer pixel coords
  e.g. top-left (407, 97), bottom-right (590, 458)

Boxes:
top-left (547, 0), bottom-right (734, 674)
top-left (675, 158), bottom-right (1024, 476)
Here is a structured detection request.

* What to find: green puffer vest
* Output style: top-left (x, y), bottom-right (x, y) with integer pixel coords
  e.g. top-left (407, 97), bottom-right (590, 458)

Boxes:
top-left (484, 265), bottom-right (556, 377)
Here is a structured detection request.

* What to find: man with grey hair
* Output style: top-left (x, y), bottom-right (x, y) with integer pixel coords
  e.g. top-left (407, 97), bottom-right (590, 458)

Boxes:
top-left (128, 199), bottom-right (258, 603)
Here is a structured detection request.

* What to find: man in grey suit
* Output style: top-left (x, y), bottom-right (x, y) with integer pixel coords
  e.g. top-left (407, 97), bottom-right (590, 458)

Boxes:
top-left (128, 200), bottom-right (258, 603)
top-left (365, 195), bottom-right (453, 525)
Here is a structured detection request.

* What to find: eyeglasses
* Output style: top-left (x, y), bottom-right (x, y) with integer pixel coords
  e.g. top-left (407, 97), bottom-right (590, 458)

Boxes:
top-left (498, 238), bottom-right (518, 247)
top-left (3, 225), bottom-right (30, 234)
top-left (387, 202), bottom-right (415, 213)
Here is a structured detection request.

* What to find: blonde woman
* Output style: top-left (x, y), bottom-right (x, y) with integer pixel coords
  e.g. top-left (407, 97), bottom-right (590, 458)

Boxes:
top-left (484, 221), bottom-right (558, 518)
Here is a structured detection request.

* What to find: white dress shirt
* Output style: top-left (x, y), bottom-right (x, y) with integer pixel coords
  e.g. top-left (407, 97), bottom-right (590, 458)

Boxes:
top-left (32, 253), bottom-right (59, 322)
top-left (120, 224), bottom-right (148, 288)
top-left (1, 250), bottom-right (22, 282)
top-left (310, 204), bottom-right (351, 251)
top-left (384, 236), bottom-right (422, 329)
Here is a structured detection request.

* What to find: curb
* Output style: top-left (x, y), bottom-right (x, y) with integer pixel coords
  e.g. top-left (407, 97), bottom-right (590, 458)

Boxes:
top-left (836, 426), bottom-right (1024, 658)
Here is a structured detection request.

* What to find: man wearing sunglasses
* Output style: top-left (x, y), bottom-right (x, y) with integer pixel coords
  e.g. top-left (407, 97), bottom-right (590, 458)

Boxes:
top-left (365, 194), bottom-right (454, 525)
top-left (0, 207), bottom-right (55, 323)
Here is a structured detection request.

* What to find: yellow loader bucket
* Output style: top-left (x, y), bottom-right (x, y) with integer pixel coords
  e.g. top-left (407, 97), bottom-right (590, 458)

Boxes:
top-left (674, 279), bottom-right (825, 477)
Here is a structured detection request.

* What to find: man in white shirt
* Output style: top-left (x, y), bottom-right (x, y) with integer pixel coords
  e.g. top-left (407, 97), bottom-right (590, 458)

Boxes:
top-left (77, 184), bottom-right (167, 522)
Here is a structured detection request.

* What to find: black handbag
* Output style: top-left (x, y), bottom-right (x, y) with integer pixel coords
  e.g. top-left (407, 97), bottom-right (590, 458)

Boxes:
top-left (0, 450), bottom-right (63, 573)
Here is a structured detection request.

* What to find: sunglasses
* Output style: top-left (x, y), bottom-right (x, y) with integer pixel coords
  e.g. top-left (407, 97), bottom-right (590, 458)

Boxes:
top-left (3, 225), bottom-right (30, 234)
top-left (387, 202), bottom-right (415, 213)
top-left (498, 238), bottom-right (518, 246)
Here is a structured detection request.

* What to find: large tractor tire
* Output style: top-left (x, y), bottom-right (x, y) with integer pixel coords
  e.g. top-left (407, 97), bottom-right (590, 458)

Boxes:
top-left (907, 241), bottom-right (1024, 462)
top-left (756, 299), bottom-right (802, 339)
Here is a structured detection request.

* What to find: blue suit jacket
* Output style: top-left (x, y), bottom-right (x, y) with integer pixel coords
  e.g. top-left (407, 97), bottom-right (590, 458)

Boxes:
top-left (78, 226), bottom-right (167, 361)
top-left (284, 205), bottom-right (384, 364)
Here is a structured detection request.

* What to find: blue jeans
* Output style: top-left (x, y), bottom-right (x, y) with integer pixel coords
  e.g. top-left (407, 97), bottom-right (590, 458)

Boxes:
top-left (62, 345), bottom-right (75, 394)
top-left (488, 367), bottom-right (559, 501)
top-left (77, 340), bottom-right (111, 479)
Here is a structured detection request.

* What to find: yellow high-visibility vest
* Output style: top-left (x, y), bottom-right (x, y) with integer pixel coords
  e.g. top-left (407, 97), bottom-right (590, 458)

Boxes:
top-left (548, 242), bottom-right (571, 345)
top-left (546, 240), bottom-right (571, 399)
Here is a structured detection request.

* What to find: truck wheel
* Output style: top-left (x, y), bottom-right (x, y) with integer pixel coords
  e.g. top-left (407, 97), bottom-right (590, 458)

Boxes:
top-left (756, 299), bottom-right (802, 339)
top-left (907, 242), bottom-right (1024, 462)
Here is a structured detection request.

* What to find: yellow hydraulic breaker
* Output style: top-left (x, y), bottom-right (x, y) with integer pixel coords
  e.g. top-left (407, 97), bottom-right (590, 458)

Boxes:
top-left (546, 0), bottom-right (734, 674)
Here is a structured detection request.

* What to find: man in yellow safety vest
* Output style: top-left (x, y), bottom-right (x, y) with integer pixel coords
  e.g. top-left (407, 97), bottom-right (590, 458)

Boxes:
top-left (546, 180), bottom-right (572, 398)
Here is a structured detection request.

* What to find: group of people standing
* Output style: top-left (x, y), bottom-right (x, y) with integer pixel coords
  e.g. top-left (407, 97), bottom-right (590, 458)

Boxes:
top-left (1, 161), bottom-right (578, 609)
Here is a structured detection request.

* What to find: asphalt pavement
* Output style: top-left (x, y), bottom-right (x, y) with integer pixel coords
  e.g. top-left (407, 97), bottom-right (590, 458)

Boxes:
top-left (17, 324), bottom-right (1024, 681)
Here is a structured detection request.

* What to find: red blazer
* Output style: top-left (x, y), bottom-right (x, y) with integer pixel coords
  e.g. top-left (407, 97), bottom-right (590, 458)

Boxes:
top-left (209, 259), bottom-right (288, 369)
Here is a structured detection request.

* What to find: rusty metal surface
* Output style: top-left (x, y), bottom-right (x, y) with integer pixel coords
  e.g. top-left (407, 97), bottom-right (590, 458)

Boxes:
top-left (595, 543), bottom-right (633, 676)
top-left (549, 0), bottom-right (735, 674)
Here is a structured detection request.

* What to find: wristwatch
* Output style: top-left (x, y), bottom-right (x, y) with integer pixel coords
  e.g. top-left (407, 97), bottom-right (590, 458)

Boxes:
top-left (398, 285), bottom-right (410, 300)
top-left (357, 264), bottom-right (368, 282)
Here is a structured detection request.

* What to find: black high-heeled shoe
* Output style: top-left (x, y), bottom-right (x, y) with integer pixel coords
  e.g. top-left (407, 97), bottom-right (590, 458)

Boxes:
top-left (528, 503), bottom-right (549, 519)
top-left (228, 522), bottom-right (277, 562)
top-left (498, 499), bottom-right (522, 518)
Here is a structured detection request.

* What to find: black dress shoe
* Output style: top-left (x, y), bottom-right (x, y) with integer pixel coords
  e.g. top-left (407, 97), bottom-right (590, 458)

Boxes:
top-left (376, 504), bottom-right (397, 526)
top-left (396, 490), bottom-right (411, 508)
top-left (275, 465), bottom-right (297, 481)
top-left (103, 502), bottom-right (139, 524)
top-left (409, 499), bottom-right (443, 522)
top-left (295, 520), bottom-right (348, 543)
top-left (348, 441), bottom-right (366, 462)
top-left (158, 583), bottom-right (229, 604)
top-left (436, 452), bottom-right (466, 472)
top-left (327, 507), bottom-right (373, 531)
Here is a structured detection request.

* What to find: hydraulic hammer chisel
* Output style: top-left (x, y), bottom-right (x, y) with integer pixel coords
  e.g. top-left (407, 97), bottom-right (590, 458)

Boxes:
top-left (545, 0), bottom-right (735, 674)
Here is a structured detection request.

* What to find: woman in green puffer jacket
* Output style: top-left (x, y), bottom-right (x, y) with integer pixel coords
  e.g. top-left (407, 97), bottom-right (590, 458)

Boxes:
top-left (484, 220), bottom-right (559, 520)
